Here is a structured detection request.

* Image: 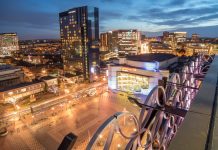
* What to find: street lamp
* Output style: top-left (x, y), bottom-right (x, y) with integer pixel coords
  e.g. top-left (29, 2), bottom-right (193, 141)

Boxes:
top-left (41, 68), bottom-right (47, 75)
top-left (117, 144), bottom-right (121, 149)
top-left (95, 76), bottom-right (98, 80)
top-left (99, 134), bottom-right (103, 139)
top-left (16, 105), bottom-right (20, 110)
top-left (65, 89), bottom-right (70, 94)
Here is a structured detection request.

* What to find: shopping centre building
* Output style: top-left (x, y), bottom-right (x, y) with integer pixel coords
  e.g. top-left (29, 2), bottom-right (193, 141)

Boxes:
top-left (108, 53), bottom-right (178, 95)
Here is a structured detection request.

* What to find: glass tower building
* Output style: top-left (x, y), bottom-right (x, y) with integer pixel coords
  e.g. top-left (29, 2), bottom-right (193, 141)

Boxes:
top-left (59, 6), bottom-right (99, 80)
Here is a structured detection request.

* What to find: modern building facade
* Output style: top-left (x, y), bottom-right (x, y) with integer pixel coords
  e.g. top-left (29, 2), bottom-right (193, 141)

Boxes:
top-left (149, 41), bottom-right (173, 54)
top-left (174, 32), bottom-right (187, 43)
top-left (0, 33), bottom-right (19, 57)
top-left (59, 6), bottom-right (99, 81)
top-left (112, 29), bottom-right (141, 55)
top-left (100, 32), bottom-right (112, 51)
top-left (163, 31), bottom-right (187, 51)
top-left (185, 42), bottom-right (212, 56)
top-left (191, 33), bottom-right (200, 42)
top-left (108, 53), bottom-right (177, 95)
top-left (101, 30), bottom-right (141, 55)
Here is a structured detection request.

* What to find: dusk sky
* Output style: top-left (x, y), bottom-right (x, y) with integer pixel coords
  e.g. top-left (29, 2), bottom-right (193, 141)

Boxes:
top-left (0, 0), bottom-right (218, 40)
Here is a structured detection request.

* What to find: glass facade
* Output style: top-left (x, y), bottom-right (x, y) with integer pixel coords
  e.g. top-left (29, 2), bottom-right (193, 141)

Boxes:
top-left (59, 6), bottom-right (99, 80)
top-left (117, 72), bottom-right (149, 93)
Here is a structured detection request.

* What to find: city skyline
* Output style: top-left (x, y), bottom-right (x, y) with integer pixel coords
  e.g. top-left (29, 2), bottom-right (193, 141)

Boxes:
top-left (0, 0), bottom-right (218, 40)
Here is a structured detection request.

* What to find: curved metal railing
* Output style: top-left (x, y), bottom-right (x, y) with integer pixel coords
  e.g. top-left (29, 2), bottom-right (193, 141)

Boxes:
top-left (85, 54), bottom-right (214, 150)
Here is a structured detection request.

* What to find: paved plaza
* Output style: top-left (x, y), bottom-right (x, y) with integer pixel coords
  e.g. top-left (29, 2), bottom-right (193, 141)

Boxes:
top-left (0, 91), bottom-right (139, 150)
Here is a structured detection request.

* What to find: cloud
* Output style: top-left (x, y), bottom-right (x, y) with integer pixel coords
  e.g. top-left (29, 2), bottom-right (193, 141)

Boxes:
top-left (100, 11), bottom-right (123, 21)
top-left (101, 0), bottom-right (133, 5)
top-left (1, 0), bottom-right (218, 39)
top-left (126, 3), bottom-right (218, 27)
top-left (168, 0), bottom-right (187, 6)
top-left (154, 13), bottom-right (218, 26)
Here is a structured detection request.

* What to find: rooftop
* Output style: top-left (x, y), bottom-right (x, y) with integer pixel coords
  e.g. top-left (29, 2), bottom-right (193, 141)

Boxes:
top-left (0, 65), bottom-right (20, 71)
top-left (127, 53), bottom-right (176, 62)
top-left (40, 76), bottom-right (57, 81)
top-left (0, 80), bottom-right (43, 92)
top-left (0, 33), bottom-right (17, 36)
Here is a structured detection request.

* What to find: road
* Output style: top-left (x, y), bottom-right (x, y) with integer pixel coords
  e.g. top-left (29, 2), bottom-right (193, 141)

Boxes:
top-left (0, 89), bottom-right (140, 150)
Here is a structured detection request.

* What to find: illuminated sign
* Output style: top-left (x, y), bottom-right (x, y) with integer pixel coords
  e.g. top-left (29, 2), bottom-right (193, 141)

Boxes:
top-left (91, 67), bottom-right (95, 73)
top-left (69, 10), bottom-right (76, 14)
top-left (143, 62), bottom-right (159, 71)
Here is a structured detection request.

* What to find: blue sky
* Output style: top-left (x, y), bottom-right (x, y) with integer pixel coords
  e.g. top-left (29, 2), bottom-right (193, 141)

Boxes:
top-left (0, 0), bottom-right (217, 39)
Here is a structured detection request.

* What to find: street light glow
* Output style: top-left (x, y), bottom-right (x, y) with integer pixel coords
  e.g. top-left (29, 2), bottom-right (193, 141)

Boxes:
top-left (65, 89), bottom-right (70, 94)
top-left (99, 134), bottom-right (103, 139)
top-left (42, 70), bottom-right (46, 74)
top-left (16, 105), bottom-right (20, 109)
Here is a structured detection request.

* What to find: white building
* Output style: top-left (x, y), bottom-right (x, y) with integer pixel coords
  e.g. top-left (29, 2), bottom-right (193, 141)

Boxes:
top-left (108, 53), bottom-right (177, 95)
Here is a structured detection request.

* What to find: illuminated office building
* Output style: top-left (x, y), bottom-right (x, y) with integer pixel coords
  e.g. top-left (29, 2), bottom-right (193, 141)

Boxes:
top-left (191, 33), bottom-right (200, 42)
top-left (101, 30), bottom-right (141, 55)
top-left (174, 32), bottom-right (187, 43)
top-left (149, 41), bottom-right (173, 54)
top-left (112, 30), bottom-right (141, 55)
top-left (185, 42), bottom-right (212, 56)
top-left (0, 33), bottom-right (19, 57)
top-left (59, 6), bottom-right (99, 80)
top-left (163, 31), bottom-right (187, 51)
top-left (108, 53), bottom-right (177, 95)
top-left (100, 32), bottom-right (112, 51)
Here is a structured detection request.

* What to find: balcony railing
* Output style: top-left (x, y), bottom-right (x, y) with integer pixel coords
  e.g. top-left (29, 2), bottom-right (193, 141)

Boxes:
top-left (60, 54), bottom-right (215, 150)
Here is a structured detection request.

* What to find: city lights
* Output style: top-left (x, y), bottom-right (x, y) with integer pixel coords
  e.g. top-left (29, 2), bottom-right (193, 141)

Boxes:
top-left (41, 69), bottom-right (46, 74)
top-left (64, 89), bottom-right (70, 94)
top-left (99, 134), bottom-right (103, 139)
top-left (103, 76), bottom-right (106, 81)
top-left (0, 1), bottom-right (217, 150)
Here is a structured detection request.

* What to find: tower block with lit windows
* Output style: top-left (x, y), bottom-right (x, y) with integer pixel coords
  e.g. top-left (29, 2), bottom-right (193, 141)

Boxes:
top-left (59, 6), bottom-right (99, 81)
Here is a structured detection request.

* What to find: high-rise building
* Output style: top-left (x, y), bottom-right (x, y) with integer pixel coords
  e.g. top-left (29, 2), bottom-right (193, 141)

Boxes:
top-left (191, 33), bottom-right (200, 42)
top-left (100, 32), bottom-right (112, 52)
top-left (101, 30), bottom-right (141, 55)
top-left (174, 32), bottom-right (187, 43)
top-left (112, 29), bottom-right (141, 55)
top-left (163, 31), bottom-right (187, 51)
top-left (59, 6), bottom-right (99, 81)
top-left (0, 33), bottom-right (19, 57)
